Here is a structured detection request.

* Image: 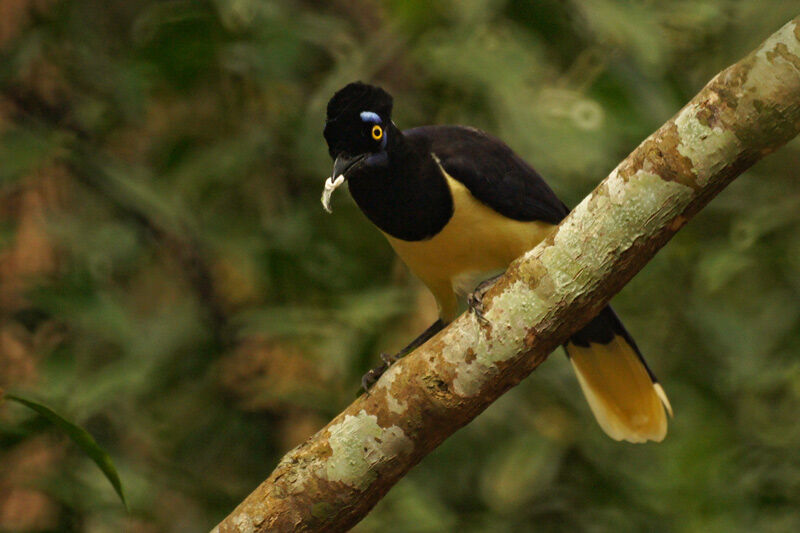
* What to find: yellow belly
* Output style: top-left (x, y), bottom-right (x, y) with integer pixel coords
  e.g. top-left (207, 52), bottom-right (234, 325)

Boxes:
top-left (384, 173), bottom-right (555, 322)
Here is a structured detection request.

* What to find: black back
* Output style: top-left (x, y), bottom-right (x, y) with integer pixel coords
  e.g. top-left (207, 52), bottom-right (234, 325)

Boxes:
top-left (405, 126), bottom-right (569, 225)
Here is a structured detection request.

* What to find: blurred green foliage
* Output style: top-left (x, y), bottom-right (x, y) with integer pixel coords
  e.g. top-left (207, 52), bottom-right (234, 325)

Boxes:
top-left (1, 0), bottom-right (800, 531)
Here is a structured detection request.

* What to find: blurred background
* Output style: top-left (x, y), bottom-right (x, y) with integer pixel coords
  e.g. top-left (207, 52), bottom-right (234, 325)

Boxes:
top-left (1, 0), bottom-right (800, 531)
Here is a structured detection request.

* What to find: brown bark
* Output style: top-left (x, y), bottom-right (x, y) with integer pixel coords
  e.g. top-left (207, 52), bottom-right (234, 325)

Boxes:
top-left (214, 17), bottom-right (800, 533)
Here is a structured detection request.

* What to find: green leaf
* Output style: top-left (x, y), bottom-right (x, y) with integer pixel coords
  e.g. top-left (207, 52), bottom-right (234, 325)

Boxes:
top-left (2, 392), bottom-right (127, 509)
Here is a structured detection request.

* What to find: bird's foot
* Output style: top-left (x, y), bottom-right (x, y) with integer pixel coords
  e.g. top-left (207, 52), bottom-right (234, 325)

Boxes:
top-left (467, 292), bottom-right (489, 325)
top-left (468, 275), bottom-right (502, 325)
top-left (361, 352), bottom-right (400, 393)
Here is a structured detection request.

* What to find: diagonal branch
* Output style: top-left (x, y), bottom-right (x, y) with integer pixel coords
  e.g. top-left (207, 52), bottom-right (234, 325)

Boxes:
top-left (214, 17), bottom-right (800, 533)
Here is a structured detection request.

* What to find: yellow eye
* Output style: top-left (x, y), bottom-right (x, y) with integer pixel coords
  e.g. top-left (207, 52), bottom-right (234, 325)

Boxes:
top-left (371, 124), bottom-right (383, 141)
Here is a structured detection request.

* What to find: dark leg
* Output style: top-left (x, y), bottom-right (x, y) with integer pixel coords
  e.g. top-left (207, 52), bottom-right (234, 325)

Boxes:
top-left (361, 319), bottom-right (446, 392)
top-left (468, 272), bottom-right (504, 324)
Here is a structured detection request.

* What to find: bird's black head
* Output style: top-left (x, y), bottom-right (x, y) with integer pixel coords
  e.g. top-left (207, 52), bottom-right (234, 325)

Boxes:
top-left (323, 82), bottom-right (394, 180)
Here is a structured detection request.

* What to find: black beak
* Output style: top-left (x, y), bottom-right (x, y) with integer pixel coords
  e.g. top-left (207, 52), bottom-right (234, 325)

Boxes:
top-left (332, 153), bottom-right (367, 180)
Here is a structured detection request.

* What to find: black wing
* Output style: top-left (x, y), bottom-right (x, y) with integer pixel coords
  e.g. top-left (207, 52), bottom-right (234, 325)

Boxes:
top-left (404, 125), bottom-right (569, 224)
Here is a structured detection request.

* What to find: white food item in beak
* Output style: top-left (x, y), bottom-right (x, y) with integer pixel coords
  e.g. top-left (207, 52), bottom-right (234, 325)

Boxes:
top-left (321, 174), bottom-right (345, 213)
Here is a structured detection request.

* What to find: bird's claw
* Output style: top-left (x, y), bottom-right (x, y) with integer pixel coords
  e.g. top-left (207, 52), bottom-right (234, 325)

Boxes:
top-left (380, 351), bottom-right (399, 365)
top-left (468, 288), bottom-right (491, 325)
top-left (360, 353), bottom-right (398, 394)
top-left (360, 365), bottom-right (386, 394)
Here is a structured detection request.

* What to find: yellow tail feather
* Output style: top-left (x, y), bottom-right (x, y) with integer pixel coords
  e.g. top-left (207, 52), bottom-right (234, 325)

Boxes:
top-left (566, 336), bottom-right (671, 443)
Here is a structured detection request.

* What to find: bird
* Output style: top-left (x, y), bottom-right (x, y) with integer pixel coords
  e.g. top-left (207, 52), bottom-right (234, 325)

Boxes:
top-left (322, 81), bottom-right (672, 443)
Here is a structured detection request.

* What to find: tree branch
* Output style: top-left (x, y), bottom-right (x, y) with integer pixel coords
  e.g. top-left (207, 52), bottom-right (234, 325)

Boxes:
top-left (214, 17), bottom-right (800, 532)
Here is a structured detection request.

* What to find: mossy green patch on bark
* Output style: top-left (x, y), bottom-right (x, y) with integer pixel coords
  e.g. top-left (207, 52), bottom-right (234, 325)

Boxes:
top-left (325, 410), bottom-right (412, 490)
top-left (758, 21), bottom-right (800, 66)
top-left (767, 42), bottom-right (800, 72)
top-left (675, 103), bottom-right (740, 186)
top-left (439, 277), bottom-right (554, 397)
top-left (745, 20), bottom-right (800, 108)
top-left (374, 367), bottom-right (408, 414)
top-left (231, 512), bottom-right (255, 533)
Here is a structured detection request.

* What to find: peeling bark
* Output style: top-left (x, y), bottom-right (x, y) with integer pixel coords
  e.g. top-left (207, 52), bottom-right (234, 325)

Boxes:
top-left (214, 17), bottom-right (800, 533)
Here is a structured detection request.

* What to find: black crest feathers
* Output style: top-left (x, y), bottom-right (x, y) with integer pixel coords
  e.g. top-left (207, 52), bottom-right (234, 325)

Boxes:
top-left (326, 82), bottom-right (393, 123)
top-left (323, 82), bottom-right (394, 158)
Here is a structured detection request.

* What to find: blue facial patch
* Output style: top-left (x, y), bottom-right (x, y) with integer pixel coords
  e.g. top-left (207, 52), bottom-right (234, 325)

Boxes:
top-left (360, 111), bottom-right (382, 123)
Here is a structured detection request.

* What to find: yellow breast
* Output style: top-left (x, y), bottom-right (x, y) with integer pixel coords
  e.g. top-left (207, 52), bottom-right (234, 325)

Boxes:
top-left (384, 170), bottom-right (555, 321)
